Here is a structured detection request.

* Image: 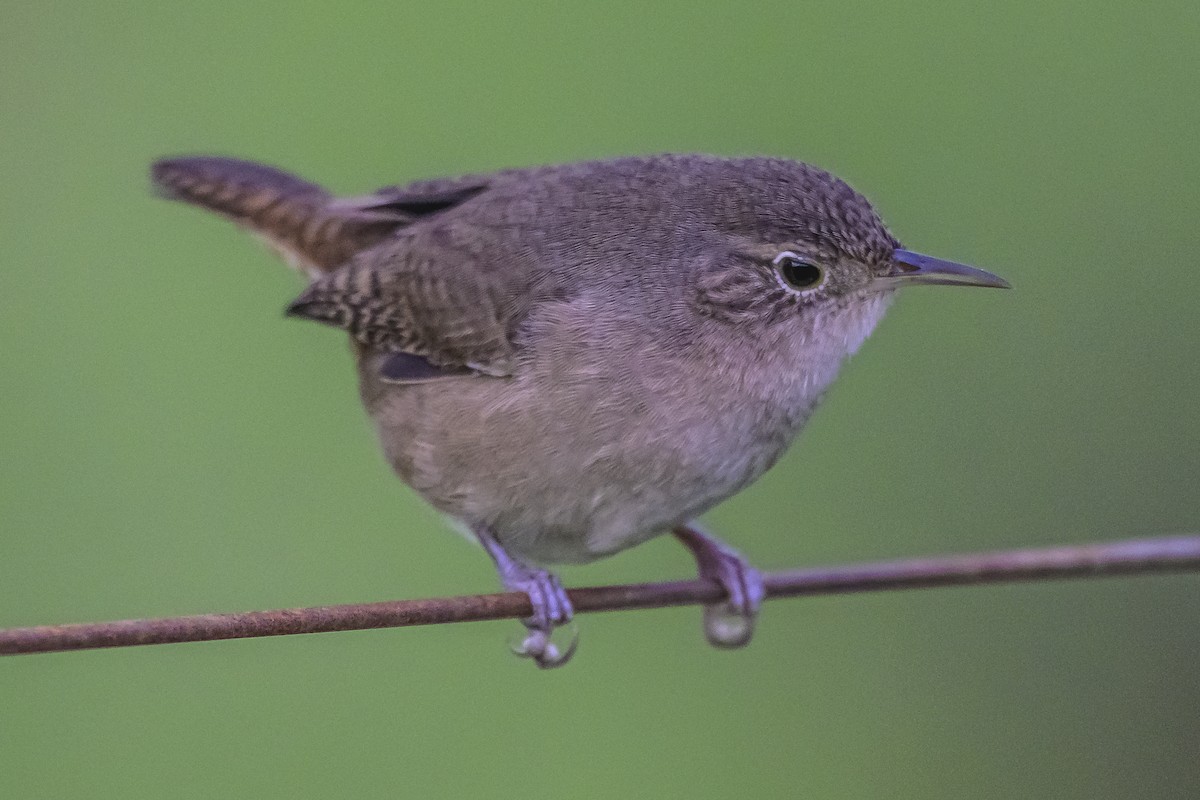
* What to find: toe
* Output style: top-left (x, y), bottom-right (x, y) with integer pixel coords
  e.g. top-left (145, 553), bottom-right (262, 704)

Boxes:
top-left (504, 569), bottom-right (577, 668)
top-left (509, 622), bottom-right (580, 668)
top-left (717, 557), bottom-right (765, 619)
top-left (673, 524), bottom-right (766, 649)
top-left (519, 570), bottom-right (574, 629)
top-left (703, 604), bottom-right (756, 649)
top-left (533, 625), bottom-right (580, 669)
top-left (475, 527), bottom-right (579, 668)
top-left (703, 555), bottom-right (764, 648)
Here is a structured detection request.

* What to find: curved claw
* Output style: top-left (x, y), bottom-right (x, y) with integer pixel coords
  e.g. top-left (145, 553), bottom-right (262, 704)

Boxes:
top-left (472, 525), bottom-right (578, 669)
top-left (506, 571), bottom-right (577, 668)
top-left (510, 621), bottom-right (580, 669)
top-left (673, 524), bottom-right (766, 649)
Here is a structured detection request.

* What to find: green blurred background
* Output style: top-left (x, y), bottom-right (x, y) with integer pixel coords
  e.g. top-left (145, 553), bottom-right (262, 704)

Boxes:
top-left (2, 2), bottom-right (1198, 797)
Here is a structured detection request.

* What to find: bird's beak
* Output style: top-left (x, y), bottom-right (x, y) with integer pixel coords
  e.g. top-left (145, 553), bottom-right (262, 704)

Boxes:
top-left (875, 248), bottom-right (1011, 290)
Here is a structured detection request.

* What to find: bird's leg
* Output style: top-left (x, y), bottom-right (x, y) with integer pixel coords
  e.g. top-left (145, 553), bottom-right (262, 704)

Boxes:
top-left (473, 525), bottom-right (577, 669)
top-left (672, 523), bottom-right (766, 649)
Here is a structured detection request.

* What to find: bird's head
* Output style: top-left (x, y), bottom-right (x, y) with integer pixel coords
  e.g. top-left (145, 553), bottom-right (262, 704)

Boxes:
top-left (678, 156), bottom-right (1007, 368)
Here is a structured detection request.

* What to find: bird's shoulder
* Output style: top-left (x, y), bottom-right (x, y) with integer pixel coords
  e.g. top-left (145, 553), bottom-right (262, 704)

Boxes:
top-left (287, 189), bottom-right (575, 380)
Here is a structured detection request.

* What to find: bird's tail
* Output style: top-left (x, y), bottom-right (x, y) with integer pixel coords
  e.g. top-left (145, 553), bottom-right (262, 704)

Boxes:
top-left (151, 156), bottom-right (409, 275)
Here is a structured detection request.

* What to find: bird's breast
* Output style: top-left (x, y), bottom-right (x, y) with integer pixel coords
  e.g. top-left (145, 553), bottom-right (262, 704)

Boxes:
top-left (359, 291), bottom-right (892, 566)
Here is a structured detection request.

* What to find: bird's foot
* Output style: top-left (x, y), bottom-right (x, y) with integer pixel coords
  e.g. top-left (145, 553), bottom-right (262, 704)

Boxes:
top-left (474, 526), bottom-right (578, 669)
top-left (673, 524), bottom-right (765, 649)
top-left (504, 568), bottom-right (578, 669)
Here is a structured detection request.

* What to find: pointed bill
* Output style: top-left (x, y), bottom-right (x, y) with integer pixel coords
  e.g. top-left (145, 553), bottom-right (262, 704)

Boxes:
top-left (879, 249), bottom-right (1011, 289)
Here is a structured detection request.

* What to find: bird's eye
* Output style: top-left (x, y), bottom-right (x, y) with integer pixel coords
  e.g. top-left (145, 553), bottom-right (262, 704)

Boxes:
top-left (772, 252), bottom-right (825, 292)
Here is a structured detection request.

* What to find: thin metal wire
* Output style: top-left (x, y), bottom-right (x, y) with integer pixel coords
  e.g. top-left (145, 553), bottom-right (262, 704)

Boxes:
top-left (2, 534), bottom-right (1197, 656)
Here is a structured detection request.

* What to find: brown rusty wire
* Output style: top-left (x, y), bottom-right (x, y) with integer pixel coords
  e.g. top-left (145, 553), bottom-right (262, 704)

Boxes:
top-left (2, 534), bottom-right (1198, 656)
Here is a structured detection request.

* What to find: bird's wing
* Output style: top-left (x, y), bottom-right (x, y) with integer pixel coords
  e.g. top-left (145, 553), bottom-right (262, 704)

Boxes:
top-left (330, 176), bottom-right (490, 221)
top-left (286, 226), bottom-right (542, 378)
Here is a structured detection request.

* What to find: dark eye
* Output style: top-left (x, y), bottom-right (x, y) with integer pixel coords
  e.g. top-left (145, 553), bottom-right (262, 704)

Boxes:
top-left (773, 252), bottom-right (824, 292)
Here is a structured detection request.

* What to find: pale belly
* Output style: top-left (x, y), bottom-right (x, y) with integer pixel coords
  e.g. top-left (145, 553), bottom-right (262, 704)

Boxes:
top-left (358, 350), bottom-right (824, 565)
top-left (354, 290), bottom-right (890, 566)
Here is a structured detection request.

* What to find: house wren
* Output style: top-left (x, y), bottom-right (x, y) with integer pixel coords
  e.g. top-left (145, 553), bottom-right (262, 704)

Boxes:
top-left (151, 153), bottom-right (1008, 667)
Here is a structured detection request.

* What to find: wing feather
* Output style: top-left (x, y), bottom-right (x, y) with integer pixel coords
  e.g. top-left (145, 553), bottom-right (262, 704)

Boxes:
top-left (286, 227), bottom-right (537, 376)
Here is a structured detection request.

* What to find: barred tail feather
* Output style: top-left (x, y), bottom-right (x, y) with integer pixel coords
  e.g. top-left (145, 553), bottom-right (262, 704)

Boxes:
top-left (151, 156), bottom-right (404, 275)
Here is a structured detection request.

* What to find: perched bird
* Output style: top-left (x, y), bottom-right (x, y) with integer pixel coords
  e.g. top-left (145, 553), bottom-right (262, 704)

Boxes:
top-left (151, 153), bottom-right (1008, 667)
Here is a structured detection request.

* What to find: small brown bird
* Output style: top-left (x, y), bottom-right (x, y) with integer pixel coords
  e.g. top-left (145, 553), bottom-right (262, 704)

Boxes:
top-left (151, 154), bottom-right (1008, 667)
